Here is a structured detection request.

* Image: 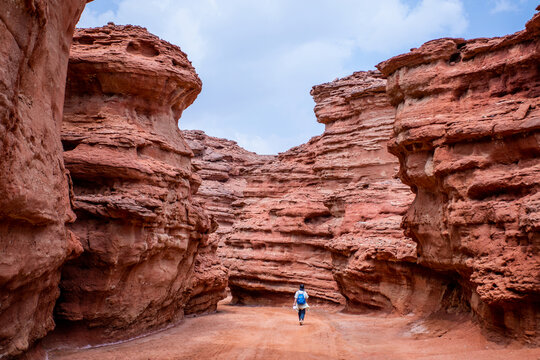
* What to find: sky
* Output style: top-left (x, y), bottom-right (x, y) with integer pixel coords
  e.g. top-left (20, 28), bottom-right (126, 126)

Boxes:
top-left (78, 0), bottom-right (539, 154)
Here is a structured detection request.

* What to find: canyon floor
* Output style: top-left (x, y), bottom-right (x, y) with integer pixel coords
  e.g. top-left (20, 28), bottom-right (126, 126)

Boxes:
top-left (48, 299), bottom-right (539, 360)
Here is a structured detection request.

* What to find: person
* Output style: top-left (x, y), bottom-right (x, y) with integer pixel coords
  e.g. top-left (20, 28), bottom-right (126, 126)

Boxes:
top-left (293, 284), bottom-right (309, 325)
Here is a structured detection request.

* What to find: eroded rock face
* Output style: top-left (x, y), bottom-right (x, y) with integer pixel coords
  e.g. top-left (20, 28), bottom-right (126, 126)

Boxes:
top-left (187, 72), bottom-right (444, 312)
top-left (55, 25), bottom-right (222, 343)
top-left (183, 131), bottom-right (271, 312)
top-left (184, 130), bottom-right (273, 249)
top-left (183, 236), bottom-right (228, 315)
top-left (378, 12), bottom-right (540, 343)
top-left (310, 72), bottom-right (446, 313)
top-left (187, 123), bottom-right (346, 305)
top-left (0, 1), bottom-right (88, 357)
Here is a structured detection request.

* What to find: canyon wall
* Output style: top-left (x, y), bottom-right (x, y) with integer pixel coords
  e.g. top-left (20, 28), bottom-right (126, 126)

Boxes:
top-left (53, 25), bottom-right (225, 344)
top-left (378, 11), bottom-right (540, 344)
top-left (187, 72), bottom-right (451, 312)
top-left (221, 71), bottom-right (412, 307)
top-left (0, 1), bottom-right (88, 358)
top-left (310, 72), bottom-right (447, 313)
top-left (183, 131), bottom-right (271, 311)
top-left (184, 130), bottom-right (273, 252)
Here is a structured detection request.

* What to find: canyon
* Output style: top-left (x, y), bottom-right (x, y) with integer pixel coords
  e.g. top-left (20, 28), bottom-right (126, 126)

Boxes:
top-left (186, 71), bottom-right (448, 315)
top-left (186, 10), bottom-right (540, 346)
top-left (0, 1), bottom-right (538, 358)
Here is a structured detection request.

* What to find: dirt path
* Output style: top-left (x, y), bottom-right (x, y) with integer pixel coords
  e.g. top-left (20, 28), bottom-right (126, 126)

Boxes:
top-left (48, 304), bottom-right (539, 360)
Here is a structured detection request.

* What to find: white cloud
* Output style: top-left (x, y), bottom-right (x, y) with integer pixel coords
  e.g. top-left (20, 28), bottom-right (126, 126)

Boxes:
top-left (77, 8), bottom-right (115, 27)
top-left (78, 0), bottom-right (469, 154)
top-left (79, 0), bottom-right (469, 65)
top-left (353, 0), bottom-right (468, 52)
top-left (490, 0), bottom-right (518, 14)
top-left (230, 133), bottom-right (290, 155)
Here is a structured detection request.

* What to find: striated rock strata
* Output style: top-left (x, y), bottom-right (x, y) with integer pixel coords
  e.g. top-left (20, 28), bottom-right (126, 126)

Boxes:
top-left (0, 1), bottom-right (88, 358)
top-left (54, 25), bottom-right (225, 343)
top-left (184, 131), bottom-right (274, 247)
top-left (188, 72), bottom-right (450, 313)
top-left (378, 11), bottom-right (540, 344)
top-left (183, 131), bottom-right (271, 311)
top-left (311, 72), bottom-right (447, 313)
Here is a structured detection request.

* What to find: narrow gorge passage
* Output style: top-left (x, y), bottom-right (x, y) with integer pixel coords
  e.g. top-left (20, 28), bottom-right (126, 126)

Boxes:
top-left (2, 1), bottom-right (538, 357)
top-left (48, 302), bottom-right (539, 360)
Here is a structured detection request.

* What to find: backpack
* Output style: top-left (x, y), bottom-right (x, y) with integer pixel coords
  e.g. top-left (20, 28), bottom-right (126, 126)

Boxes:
top-left (297, 292), bottom-right (306, 305)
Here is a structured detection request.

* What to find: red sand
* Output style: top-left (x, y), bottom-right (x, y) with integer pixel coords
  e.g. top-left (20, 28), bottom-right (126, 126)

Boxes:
top-left (48, 302), bottom-right (540, 360)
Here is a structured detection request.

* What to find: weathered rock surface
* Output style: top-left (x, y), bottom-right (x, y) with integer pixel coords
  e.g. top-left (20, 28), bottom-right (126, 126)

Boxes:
top-left (378, 11), bottom-right (540, 344)
top-left (187, 72), bottom-right (445, 313)
top-left (54, 25), bottom-right (224, 343)
top-left (183, 131), bottom-right (270, 312)
top-left (184, 130), bottom-right (273, 249)
top-left (183, 232), bottom-right (228, 315)
top-left (0, 1), bottom-right (88, 357)
top-left (310, 72), bottom-right (447, 313)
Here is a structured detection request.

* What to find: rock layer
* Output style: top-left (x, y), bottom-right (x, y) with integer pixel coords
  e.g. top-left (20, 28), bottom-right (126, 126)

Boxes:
top-left (0, 1), bottom-right (88, 357)
top-left (55, 25), bottom-right (224, 343)
top-left (378, 12), bottom-right (540, 344)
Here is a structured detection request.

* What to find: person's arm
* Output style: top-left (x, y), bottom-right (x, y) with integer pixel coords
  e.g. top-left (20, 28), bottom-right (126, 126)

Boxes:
top-left (293, 292), bottom-right (297, 306)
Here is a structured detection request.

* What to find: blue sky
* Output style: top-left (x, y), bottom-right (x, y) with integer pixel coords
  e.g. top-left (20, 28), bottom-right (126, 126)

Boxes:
top-left (78, 0), bottom-right (538, 154)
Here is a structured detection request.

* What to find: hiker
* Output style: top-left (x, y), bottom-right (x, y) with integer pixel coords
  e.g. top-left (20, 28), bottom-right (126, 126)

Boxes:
top-left (293, 284), bottom-right (309, 325)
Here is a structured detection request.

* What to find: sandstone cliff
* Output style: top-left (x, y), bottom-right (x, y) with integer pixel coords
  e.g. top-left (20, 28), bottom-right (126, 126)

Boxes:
top-left (310, 72), bottom-right (445, 313)
top-left (0, 1), bottom-right (88, 358)
top-left (378, 11), bottom-right (540, 344)
top-left (54, 25), bottom-right (225, 344)
top-left (2, 1), bottom-right (538, 355)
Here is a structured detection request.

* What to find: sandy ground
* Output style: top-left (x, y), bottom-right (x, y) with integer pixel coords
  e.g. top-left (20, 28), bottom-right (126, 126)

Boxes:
top-left (48, 303), bottom-right (540, 360)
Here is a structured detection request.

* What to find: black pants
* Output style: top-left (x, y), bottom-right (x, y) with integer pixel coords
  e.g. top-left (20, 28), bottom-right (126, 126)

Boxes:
top-left (298, 308), bottom-right (306, 321)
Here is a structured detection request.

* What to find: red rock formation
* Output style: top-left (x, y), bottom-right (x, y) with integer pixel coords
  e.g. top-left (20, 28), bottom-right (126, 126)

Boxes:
top-left (187, 131), bottom-right (346, 305)
top-left (311, 72), bottom-right (447, 313)
top-left (0, 1), bottom-right (88, 357)
top-left (183, 131), bottom-right (271, 312)
top-left (183, 231), bottom-right (228, 315)
top-left (184, 130), bottom-right (273, 247)
top-left (53, 25), bottom-right (224, 344)
top-left (187, 72), bottom-right (442, 313)
top-left (378, 11), bottom-right (540, 344)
